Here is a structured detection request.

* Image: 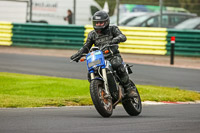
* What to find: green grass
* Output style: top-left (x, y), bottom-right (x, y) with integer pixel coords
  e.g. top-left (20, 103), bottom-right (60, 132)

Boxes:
top-left (0, 72), bottom-right (200, 108)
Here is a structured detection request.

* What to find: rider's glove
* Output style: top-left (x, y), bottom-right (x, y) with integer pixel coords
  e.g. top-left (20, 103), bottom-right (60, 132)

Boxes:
top-left (111, 37), bottom-right (120, 44)
top-left (70, 47), bottom-right (89, 62)
top-left (70, 52), bottom-right (81, 62)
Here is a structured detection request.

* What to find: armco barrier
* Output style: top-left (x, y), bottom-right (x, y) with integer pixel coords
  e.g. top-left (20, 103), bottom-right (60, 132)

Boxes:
top-left (0, 22), bottom-right (200, 57)
top-left (84, 25), bottom-right (200, 56)
top-left (167, 29), bottom-right (200, 56)
top-left (0, 21), bottom-right (13, 46)
top-left (118, 26), bottom-right (168, 55)
top-left (12, 23), bottom-right (85, 49)
top-left (84, 25), bottom-right (168, 55)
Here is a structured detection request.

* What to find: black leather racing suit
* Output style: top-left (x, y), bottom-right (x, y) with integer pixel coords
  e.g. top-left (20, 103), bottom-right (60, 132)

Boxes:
top-left (79, 25), bottom-right (131, 88)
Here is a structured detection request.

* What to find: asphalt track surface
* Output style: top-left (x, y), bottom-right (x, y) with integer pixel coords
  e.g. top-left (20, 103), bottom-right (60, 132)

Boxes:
top-left (0, 53), bottom-right (200, 133)
top-left (0, 104), bottom-right (200, 133)
top-left (0, 53), bottom-right (199, 91)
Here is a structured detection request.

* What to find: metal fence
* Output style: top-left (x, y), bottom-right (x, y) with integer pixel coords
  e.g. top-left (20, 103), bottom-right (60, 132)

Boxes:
top-left (1, 0), bottom-right (200, 27)
top-left (1, 22), bottom-right (200, 56)
top-left (1, 0), bottom-right (200, 57)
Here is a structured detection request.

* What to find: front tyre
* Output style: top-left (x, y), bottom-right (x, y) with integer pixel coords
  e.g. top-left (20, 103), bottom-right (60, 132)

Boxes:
top-left (122, 81), bottom-right (142, 116)
top-left (90, 79), bottom-right (113, 117)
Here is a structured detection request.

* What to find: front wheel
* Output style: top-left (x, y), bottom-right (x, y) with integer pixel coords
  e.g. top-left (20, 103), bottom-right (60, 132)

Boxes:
top-left (122, 81), bottom-right (142, 116)
top-left (90, 79), bottom-right (113, 117)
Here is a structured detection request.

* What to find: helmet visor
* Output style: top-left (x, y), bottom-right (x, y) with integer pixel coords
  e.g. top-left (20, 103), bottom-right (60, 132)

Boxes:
top-left (93, 21), bottom-right (105, 27)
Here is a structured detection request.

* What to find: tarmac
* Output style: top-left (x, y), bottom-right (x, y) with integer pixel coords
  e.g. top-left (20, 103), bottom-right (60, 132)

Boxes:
top-left (0, 46), bottom-right (200, 70)
top-left (1, 46), bottom-right (200, 104)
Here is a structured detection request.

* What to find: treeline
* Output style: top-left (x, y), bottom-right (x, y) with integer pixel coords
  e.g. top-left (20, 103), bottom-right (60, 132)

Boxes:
top-left (95, 0), bottom-right (200, 16)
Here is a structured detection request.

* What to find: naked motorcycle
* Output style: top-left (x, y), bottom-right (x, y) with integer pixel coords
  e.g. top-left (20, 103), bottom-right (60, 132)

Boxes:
top-left (71, 44), bottom-right (142, 117)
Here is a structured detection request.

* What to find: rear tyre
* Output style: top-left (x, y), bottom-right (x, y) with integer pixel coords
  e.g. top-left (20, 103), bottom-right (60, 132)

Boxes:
top-left (90, 79), bottom-right (113, 117)
top-left (122, 80), bottom-right (142, 116)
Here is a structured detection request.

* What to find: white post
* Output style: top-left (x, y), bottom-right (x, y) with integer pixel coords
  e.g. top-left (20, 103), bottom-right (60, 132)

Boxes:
top-left (159, 0), bottom-right (163, 27)
top-left (116, 0), bottom-right (120, 26)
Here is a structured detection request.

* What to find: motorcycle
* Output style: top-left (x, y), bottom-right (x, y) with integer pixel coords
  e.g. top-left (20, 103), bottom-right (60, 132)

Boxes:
top-left (71, 44), bottom-right (142, 117)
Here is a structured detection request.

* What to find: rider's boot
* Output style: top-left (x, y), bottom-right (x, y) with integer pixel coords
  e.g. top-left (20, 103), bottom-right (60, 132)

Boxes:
top-left (125, 84), bottom-right (138, 98)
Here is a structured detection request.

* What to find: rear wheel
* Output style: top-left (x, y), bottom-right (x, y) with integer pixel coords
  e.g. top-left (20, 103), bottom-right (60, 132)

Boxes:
top-left (90, 79), bottom-right (113, 117)
top-left (122, 80), bottom-right (142, 116)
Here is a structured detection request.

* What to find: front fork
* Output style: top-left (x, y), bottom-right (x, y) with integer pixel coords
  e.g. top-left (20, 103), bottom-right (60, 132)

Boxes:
top-left (102, 68), bottom-right (110, 95)
top-left (90, 68), bottom-right (110, 96)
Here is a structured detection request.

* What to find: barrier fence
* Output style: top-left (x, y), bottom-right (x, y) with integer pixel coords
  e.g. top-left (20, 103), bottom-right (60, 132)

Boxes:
top-left (0, 21), bottom-right (200, 56)
top-left (84, 25), bottom-right (168, 55)
top-left (167, 29), bottom-right (200, 56)
top-left (12, 23), bottom-right (85, 49)
top-left (0, 22), bottom-right (12, 46)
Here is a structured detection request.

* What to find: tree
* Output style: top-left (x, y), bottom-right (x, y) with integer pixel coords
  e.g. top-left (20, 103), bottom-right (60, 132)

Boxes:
top-left (95, 0), bottom-right (200, 16)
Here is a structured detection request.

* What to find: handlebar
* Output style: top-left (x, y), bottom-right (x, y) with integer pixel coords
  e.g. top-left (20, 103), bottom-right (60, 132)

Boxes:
top-left (70, 44), bottom-right (118, 62)
top-left (100, 44), bottom-right (118, 51)
top-left (70, 54), bottom-right (87, 63)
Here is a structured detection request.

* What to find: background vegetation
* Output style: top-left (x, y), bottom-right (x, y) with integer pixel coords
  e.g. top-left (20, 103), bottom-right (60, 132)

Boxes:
top-left (95, 0), bottom-right (200, 16)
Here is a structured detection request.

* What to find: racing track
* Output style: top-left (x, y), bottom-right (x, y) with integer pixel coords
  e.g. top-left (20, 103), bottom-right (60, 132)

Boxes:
top-left (0, 53), bottom-right (200, 91)
top-left (0, 105), bottom-right (200, 133)
top-left (0, 53), bottom-right (200, 133)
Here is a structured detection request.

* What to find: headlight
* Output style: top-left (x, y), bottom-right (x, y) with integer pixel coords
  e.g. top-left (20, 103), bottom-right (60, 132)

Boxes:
top-left (88, 59), bottom-right (101, 68)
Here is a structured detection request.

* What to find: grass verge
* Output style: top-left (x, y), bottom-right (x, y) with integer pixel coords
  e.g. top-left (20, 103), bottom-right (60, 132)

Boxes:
top-left (0, 72), bottom-right (200, 108)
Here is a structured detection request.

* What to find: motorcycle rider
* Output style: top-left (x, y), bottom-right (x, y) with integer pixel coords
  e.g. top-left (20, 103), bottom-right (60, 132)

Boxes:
top-left (70, 10), bottom-right (138, 98)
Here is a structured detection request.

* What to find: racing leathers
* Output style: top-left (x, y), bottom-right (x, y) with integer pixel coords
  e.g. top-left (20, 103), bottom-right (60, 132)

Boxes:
top-left (71, 25), bottom-right (135, 95)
